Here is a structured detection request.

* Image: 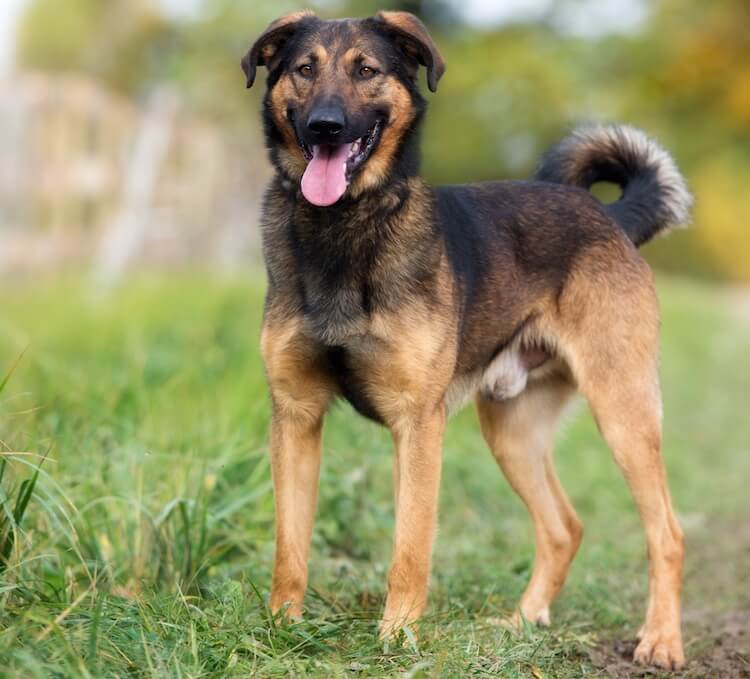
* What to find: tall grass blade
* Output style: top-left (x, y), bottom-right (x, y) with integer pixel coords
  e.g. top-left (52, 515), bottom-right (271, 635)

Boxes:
top-left (0, 455), bottom-right (45, 573)
top-left (0, 348), bottom-right (27, 395)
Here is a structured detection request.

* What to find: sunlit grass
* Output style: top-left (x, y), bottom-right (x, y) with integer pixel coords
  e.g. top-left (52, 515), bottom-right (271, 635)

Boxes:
top-left (0, 273), bottom-right (748, 676)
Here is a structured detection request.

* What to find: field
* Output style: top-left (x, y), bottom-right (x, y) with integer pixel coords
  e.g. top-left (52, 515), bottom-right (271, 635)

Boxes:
top-left (0, 274), bottom-right (748, 677)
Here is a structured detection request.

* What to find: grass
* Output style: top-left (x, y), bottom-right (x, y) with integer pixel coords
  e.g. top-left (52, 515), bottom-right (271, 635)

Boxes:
top-left (0, 272), bottom-right (748, 677)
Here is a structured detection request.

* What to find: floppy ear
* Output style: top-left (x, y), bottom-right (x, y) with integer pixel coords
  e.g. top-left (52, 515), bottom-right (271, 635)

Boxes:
top-left (241, 10), bottom-right (316, 88)
top-left (375, 11), bottom-right (445, 93)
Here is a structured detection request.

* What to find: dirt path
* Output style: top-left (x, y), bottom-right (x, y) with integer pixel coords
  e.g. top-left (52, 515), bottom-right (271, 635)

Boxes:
top-left (591, 517), bottom-right (750, 677)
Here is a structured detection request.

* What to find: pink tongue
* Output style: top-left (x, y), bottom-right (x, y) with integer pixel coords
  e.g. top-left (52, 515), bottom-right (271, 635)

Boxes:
top-left (301, 144), bottom-right (350, 207)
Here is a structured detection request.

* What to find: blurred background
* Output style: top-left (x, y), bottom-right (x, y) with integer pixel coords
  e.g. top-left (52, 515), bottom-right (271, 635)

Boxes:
top-left (0, 0), bottom-right (748, 282)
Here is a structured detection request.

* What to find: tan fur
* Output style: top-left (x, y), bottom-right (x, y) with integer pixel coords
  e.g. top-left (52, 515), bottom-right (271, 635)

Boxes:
top-left (554, 250), bottom-right (684, 667)
top-left (477, 378), bottom-right (582, 627)
top-left (467, 244), bottom-right (684, 667)
top-left (261, 314), bottom-right (334, 617)
top-left (268, 73), bottom-right (308, 179)
top-left (359, 293), bottom-right (457, 634)
top-left (342, 47), bottom-right (381, 71)
top-left (310, 44), bottom-right (329, 67)
top-left (351, 77), bottom-right (416, 198)
top-left (263, 280), bottom-right (457, 632)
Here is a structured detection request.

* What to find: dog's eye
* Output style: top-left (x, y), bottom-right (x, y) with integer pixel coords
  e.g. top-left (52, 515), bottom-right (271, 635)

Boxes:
top-left (358, 66), bottom-right (378, 79)
top-left (297, 64), bottom-right (314, 78)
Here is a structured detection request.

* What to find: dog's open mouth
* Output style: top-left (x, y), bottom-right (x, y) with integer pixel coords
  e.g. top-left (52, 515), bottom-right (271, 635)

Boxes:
top-left (299, 121), bottom-right (383, 207)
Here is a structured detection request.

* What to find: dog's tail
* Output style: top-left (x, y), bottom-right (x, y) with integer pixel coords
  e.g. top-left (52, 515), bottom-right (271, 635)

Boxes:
top-left (535, 124), bottom-right (692, 247)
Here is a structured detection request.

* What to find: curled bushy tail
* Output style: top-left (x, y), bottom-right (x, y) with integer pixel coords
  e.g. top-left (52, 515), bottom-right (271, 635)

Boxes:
top-left (535, 124), bottom-right (693, 247)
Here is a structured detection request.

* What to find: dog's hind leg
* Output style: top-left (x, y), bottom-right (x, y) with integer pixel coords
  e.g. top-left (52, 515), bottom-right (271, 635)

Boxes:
top-left (561, 257), bottom-right (685, 670)
top-left (575, 361), bottom-right (684, 669)
top-left (476, 378), bottom-right (582, 627)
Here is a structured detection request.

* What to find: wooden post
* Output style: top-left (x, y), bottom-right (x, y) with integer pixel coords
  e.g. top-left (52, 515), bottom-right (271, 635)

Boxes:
top-left (93, 87), bottom-right (178, 286)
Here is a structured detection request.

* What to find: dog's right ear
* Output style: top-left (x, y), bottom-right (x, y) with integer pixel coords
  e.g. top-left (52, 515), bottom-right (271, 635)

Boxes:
top-left (241, 10), bottom-right (316, 89)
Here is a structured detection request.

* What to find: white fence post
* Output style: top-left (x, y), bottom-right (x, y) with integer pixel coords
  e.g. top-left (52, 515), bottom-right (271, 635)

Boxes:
top-left (93, 87), bottom-right (178, 286)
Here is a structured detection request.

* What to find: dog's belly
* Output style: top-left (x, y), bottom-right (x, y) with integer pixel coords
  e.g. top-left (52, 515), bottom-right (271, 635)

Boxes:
top-left (325, 333), bottom-right (557, 421)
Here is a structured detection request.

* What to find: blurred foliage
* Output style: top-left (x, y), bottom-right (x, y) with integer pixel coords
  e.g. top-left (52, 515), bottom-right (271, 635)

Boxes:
top-left (15, 0), bottom-right (750, 281)
top-left (17, 0), bottom-right (176, 94)
top-left (693, 157), bottom-right (750, 281)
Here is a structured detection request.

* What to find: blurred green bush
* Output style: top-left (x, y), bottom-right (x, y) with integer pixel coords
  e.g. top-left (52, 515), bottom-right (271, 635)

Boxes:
top-left (14, 0), bottom-right (750, 281)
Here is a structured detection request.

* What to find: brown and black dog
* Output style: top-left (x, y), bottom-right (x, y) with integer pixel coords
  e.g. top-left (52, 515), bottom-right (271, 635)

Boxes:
top-left (243, 10), bottom-right (692, 670)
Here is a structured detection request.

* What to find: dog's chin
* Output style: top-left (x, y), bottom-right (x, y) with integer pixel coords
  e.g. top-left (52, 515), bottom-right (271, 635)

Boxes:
top-left (297, 121), bottom-right (384, 207)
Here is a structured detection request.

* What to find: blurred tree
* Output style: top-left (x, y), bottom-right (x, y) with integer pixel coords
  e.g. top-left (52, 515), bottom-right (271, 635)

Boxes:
top-left (692, 158), bottom-right (750, 282)
top-left (621, 0), bottom-right (750, 278)
top-left (421, 26), bottom-right (582, 183)
top-left (658, 0), bottom-right (750, 132)
top-left (17, 0), bottom-right (177, 94)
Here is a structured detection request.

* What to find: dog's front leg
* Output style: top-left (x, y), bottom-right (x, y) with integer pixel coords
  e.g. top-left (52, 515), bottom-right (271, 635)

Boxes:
top-left (261, 316), bottom-right (332, 618)
top-left (379, 405), bottom-right (446, 638)
top-left (268, 406), bottom-right (325, 618)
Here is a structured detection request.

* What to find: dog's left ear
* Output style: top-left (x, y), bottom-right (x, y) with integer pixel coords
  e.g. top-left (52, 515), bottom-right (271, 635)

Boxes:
top-left (375, 11), bottom-right (445, 93)
top-left (242, 10), bottom-right (317, 88)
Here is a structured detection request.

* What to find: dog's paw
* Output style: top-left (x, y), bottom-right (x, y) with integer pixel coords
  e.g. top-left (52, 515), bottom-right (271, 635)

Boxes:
top-left (526, 606), bottom-right (551, 627)
top-left (269, 595), bottom-right (304, 622)
top-left (377, 619), bottom-right (396, 641)
top-left (377, 620), bottom-right (419, 649)
top-left (489, 606), bottom-right (551, 631)
top-left (633, 633), bottom-right (685, 670)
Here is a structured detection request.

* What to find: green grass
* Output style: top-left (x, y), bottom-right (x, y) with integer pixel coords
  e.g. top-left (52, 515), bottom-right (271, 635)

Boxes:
top-left (0, 273), bottom-right (748, 677)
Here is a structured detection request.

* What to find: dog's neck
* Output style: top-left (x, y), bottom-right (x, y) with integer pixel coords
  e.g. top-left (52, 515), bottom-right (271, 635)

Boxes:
top-left (262, 99), bottom-right (439, 344)
top-left (264, 172), bottom-right (440, 345)
top-left (280, 175), bottom-right (412, 223)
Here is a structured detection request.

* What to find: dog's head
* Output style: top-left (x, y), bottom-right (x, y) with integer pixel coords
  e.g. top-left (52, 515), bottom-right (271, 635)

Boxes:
top-left (242, 11), bottom-right (445, 207)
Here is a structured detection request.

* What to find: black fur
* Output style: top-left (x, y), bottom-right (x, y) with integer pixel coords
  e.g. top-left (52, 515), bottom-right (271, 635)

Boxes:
top-left (436, 181), bottom-right (618, 374)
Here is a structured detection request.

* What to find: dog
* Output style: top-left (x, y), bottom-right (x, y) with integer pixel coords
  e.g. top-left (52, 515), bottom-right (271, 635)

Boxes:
top-left (242, 10), bottom-right (692, 670)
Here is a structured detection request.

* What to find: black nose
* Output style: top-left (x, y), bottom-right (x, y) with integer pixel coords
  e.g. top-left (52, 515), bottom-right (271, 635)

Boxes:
top-left (306, 105), bottom-right (345, 137)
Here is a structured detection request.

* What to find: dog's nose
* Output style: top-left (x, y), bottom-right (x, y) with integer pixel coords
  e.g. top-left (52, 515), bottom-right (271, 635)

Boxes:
top-left (306, 105), bottom-right (346, 137)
